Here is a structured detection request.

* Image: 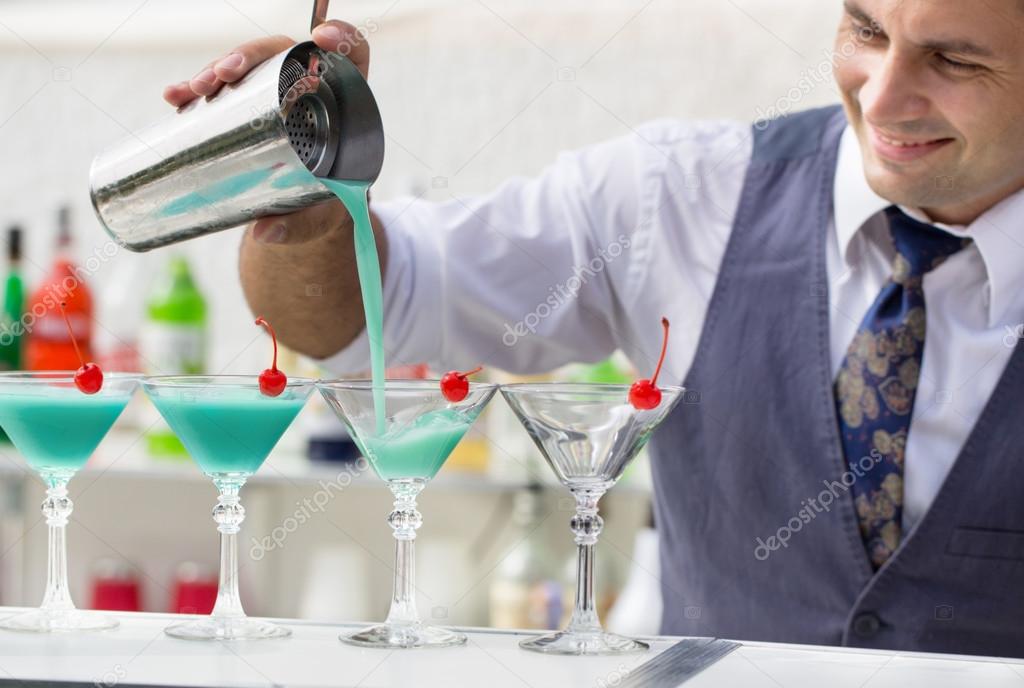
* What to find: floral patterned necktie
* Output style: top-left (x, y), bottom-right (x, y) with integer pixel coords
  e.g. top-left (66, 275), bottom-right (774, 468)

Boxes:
top-left (835, 206), bottom-right (971, 569)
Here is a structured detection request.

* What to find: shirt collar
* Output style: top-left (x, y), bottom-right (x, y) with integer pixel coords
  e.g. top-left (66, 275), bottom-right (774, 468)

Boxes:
top-left (834, 125), bottom-right (1024, 328)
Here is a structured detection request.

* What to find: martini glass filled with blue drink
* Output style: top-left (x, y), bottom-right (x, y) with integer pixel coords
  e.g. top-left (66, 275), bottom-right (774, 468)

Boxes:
top-left (318, 378), bottom-right (497, 648)
top-left (142, 369), bottom-right (314, 640)
top-left (0, 371), bottom-right (138, 633)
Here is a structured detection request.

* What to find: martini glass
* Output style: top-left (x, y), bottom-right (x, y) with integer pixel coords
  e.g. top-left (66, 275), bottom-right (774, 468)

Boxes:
top-left (501, 382), bottom-right (684, 656)
top-left (0, 372), bottom-right (138, 633)
top-left (318, 379), bottom-right (497, 648)
top-left (141, 375), bottom-right (314, 640)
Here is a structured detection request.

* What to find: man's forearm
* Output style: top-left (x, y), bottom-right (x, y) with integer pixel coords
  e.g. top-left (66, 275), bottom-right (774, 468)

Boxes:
top-left (238, 201), bottom-right (389, 360)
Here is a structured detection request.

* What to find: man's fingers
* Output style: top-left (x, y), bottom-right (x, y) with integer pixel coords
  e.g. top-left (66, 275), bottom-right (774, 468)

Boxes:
top-left (163, 35), bottom-right (295, 108)
top-left (163, 22), bottom-right (370, 110)
top-left (212, 34), bottom-right (295, 83)
top-left (188, 67), bottom-right (221, 97)
top-left (250, 199), bottom-right (349, 246)
top-left (163, 82), bottom-right (195, 107)
top-left (312, 20), bottom-right (370, 79)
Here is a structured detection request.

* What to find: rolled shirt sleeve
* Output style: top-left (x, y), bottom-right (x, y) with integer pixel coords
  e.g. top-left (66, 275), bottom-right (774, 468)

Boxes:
top-left (318, 119), bottom-right (752, 379)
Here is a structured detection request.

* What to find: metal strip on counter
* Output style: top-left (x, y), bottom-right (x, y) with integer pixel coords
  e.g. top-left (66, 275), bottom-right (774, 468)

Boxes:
top-left (620, 637), bottom-right (742, 687)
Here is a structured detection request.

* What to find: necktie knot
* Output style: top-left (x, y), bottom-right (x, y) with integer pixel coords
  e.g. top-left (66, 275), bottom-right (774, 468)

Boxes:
top-left (886, 206), bottom-right (971, 282)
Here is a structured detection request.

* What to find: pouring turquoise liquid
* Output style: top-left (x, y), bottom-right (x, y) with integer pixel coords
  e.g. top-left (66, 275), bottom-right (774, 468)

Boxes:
top-left (160, 170), bottom-right (388, 433)
top-left (320, 179), bottom-right (386, 434)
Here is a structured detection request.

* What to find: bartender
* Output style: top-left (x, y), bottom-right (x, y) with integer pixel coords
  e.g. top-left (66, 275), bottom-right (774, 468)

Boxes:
top-left (165, 0), bottom-right (1024, 657)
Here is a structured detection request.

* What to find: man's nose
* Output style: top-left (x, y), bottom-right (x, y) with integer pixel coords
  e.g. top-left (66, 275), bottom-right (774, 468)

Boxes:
top-left (859, 52), bottom-right (931, 130)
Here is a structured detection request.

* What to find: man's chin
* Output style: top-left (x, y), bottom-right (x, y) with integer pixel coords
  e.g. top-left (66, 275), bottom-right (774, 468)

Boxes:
top-left (861, 164), bottom-right (936, 209)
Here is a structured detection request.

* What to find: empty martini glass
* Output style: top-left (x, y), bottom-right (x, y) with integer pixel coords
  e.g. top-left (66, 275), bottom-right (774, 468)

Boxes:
top-left (318, 379), bottom-right (497, 648)
top-left (501, 382), bottom-right (684, 655)
top-left (0, 371), bottom-right (138, 633)
top-left (142, 375), bottom-right (315, 640)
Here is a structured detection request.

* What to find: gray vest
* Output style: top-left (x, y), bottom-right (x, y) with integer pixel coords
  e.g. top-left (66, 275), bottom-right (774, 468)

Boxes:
top-left (649, 105), bottom-right (1024, 657)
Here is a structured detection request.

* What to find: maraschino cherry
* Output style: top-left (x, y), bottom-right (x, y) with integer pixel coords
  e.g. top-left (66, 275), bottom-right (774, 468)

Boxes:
top-left (441, 366), bottom-right (482, 403)
top-left (255, 317), bottom-right (287, 397)
top-left (58, 301), bottom-right (102, 394)
top-left (629, 317), bottom-right (670, 410)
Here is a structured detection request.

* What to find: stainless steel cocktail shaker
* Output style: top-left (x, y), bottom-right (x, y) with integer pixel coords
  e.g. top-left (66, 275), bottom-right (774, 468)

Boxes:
top-left (89, 42), bottom-right (384, 251)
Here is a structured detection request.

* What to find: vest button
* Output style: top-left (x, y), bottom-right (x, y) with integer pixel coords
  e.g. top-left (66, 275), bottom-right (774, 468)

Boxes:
top-left (852, 612), bottom-right (881, 638)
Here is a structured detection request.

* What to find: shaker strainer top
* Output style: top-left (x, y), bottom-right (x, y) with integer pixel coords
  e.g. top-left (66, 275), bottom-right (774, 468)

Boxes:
top-left (278, 56), bottom-right (340, 177)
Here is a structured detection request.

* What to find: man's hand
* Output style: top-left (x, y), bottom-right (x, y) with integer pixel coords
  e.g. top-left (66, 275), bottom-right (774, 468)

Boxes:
top-left (161, 21), bottom-right (371, 245)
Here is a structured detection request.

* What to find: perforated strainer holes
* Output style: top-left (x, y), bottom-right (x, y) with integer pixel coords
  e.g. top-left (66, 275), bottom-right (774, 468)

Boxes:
top-left (285, 95), bottom-right (329, 170)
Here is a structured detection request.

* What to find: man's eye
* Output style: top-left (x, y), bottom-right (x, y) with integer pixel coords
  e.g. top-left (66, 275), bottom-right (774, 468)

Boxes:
top-left (937, 54), bottom-right (982, 74)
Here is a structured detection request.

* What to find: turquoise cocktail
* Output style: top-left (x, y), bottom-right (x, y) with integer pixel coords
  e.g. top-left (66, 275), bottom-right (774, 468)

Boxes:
top-left (0, 372), bottom-right (138, 633)
top-left (0, 392), bottom-right (131, 473)
top-left (318, 379), bottom-right (497, 648)
top-left (142, 375), bottom-right (314, 640)
top-left (357, 408), bottom-right (478, 481)
top-left (146, 389), bottom-right (309, 476)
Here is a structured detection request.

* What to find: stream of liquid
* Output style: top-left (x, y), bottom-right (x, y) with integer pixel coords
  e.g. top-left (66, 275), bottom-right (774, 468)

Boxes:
top-left (320, 179), bottom-right (386, 434)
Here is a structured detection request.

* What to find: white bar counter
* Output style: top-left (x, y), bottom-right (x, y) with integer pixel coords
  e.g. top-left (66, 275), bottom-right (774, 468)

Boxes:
top-left (0, 610), bottom-right (1020, 687)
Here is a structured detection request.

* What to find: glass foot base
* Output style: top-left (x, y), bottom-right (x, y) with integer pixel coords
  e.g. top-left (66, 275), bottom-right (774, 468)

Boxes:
top-left (520, 629), bottom-right (649, 655)
top-left (165, 616), bottom-right (291, 641)
top-left (340, 622), bottom-right (467, 649)
top-left (0, 608), bottom-right (119, 633)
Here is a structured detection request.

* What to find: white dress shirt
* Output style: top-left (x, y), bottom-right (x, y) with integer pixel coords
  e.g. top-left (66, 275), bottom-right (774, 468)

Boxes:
top-left (324, 117), bottom-right (1024, 531)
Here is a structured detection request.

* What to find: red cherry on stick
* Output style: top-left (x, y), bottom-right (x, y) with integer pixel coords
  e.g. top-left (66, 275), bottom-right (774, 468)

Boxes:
top-left (58, 301), bottom-right (102, 394)
top-left (441, 366), bottom-right (482, 403)
top-left (255, 317), bottom-right (287, 397)
top-left (629, 317), bottom-right (670, 410)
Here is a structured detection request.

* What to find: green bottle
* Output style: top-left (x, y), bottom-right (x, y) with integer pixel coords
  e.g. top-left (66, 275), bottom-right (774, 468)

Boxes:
top-left (567, 355), bottom-right (632, 385)
top-left (0, 226), bottom-right (24, 371)
top-left (0, 227), bottom-right (24, 443)
top-left (140, 256), bottom-right (207, 457)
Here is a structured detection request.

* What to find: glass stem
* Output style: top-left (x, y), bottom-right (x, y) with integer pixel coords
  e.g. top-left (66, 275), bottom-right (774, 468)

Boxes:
top-left (40, 474), bottom-right (75, 613)
top-left (210, 479), bottom-right (247, 620)
top-left (385, 480), bottom-right (424, 626)
top-left (567, 488), bottom-right (605, 634)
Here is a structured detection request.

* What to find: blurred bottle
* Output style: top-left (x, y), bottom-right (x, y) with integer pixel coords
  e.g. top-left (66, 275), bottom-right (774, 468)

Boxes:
top-left (95, 253), bottom-right (153, 374)
top-left (565, 353), bottom-right (633, 385)
top-left (0, 226), bottom-right (25, 443)
top-left (90, 559), bottom-right (141, 612)
top-left (305, 395), bottom-right (361, 464)
top-left (140, 256), bottom-right (206, 457)
top-left (489, 485), bottom-right (564, 630)
top-left (25, 206), bottom-right (93, 370)
top-left (170, 562), bottom-right (217, 615)
top-left (0, 226), bottom-right (24, 371)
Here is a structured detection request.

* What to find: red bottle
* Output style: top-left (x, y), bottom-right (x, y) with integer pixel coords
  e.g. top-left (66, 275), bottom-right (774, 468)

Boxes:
top-left (170, 563), bottom-right (217, 615)
top-left (90, 559), bottom-right (141, 612)
top-left (25, 206), bottom-right (94, 371)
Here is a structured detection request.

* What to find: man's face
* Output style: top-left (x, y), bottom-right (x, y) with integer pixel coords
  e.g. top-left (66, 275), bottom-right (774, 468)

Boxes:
top-left (834, 0), bottom-right (1024, 224)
